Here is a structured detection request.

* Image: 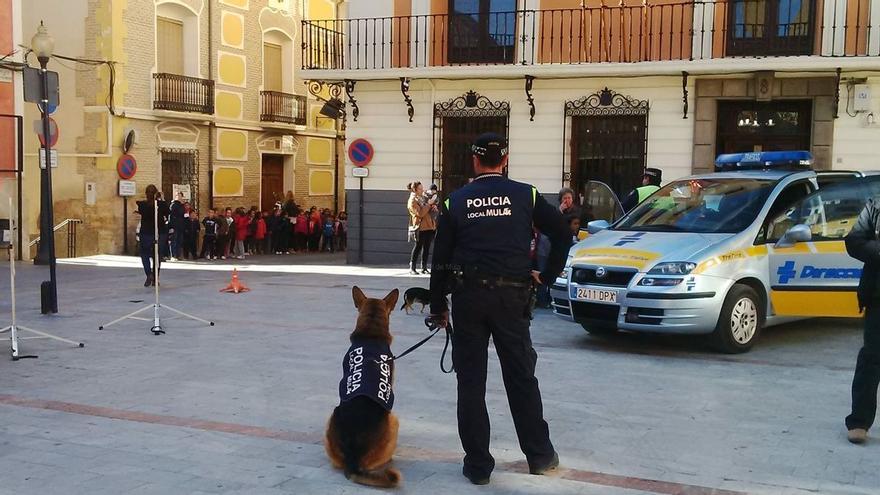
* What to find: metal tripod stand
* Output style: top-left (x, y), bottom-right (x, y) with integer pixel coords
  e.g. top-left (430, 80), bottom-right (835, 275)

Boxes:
top-left (98, 198), bottom-right (213, 334)
top-left (0, 197), bottom-right (84, 360)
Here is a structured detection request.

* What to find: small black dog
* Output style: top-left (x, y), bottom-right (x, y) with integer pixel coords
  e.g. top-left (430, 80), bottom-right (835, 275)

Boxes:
top-left (399, 287), bottom-right (431, 314)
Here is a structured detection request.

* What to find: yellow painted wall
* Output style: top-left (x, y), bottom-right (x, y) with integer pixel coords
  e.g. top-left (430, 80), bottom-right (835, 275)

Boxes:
top-left (216, 91), bottom-right (243, 120)
top-left (309, 169), bottom-right (334, 195)
top-left (221, 0), bottom-right (249, 9)
top-left (218, 129), bottom-right (249, 161)
top-left (307, 137), bottom-right (332, 165)
top-left (308, 0), bottom-right (335, 20)
top-left (214, 166), bottom-right (244, 196)
top-left (218, 51), bottom-right (247, 86)
top-left (221, 11), bottom-right (244, 48)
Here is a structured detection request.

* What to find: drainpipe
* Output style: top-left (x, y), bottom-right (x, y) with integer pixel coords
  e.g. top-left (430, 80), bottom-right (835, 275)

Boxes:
top-left (207, 0), bottom-right (215, 209)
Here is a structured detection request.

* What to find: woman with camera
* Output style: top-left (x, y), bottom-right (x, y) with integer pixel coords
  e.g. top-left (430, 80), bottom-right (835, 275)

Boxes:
top-left (406, 181), bottom-right (437, 275)
top-left (135, 185), bottom-right (170, 287)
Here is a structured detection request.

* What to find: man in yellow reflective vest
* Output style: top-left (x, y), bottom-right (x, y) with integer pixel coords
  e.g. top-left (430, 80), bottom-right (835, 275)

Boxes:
top-left (621, 168), bottom-right (662, 213)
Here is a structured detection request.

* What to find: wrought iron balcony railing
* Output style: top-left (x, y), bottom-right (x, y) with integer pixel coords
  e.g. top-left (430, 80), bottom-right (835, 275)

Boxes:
top-left (302, 0), bottom-right (879, 71)
top-left (153, 73), bottom-right (215, 115)
top-left (260, 91), bottom-right (308, 125)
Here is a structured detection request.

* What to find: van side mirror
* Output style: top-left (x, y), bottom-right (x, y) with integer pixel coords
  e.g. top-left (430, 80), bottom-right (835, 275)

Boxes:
top-left (774, 224), bottom-right (812, 249)
top-left (587, 220), bottom-right (610, 234)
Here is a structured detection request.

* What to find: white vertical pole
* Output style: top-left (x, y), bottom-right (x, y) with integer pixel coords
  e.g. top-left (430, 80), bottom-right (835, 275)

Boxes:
top-left (8, 197), bottom-right (19, 357)
top-left (692, 1), bottom-right (715, 61)
top-left (869, 0), bottom-right (880, 55)
top-left (823, 0), bottom-right (848, 56)
top-left (154, 198), bottom-right (160, 329)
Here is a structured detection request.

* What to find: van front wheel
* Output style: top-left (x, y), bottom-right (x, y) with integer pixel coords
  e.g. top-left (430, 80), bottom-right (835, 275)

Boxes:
top-left (711, 284), bottom-right (763, 354)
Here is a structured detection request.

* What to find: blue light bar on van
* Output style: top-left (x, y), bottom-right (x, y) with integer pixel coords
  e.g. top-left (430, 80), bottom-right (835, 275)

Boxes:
top-left (715, 151), bottom-right (814, 171)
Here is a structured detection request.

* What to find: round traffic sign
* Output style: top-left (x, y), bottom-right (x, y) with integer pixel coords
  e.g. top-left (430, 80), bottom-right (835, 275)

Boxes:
top-left (37, 117), bottom-right (59, 148)
top-left (348, 139), bottom-right (374, 167)
top-left (117, 154), bottom-right (138, 180)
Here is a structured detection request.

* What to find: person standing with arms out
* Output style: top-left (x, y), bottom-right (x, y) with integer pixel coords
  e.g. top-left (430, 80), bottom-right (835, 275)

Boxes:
top-left (429, 133), bottom-right (571, 485)
top-left (407, 181), bottom-right (437, 275)
top-left (135, 185), bottom-right (170, 287)
top-left (844, 201), bottom-right (880, 444)
top-left (621, 168), bottom-right (662, 213)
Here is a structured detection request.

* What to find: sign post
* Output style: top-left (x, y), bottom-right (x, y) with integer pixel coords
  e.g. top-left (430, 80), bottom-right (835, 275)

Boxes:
top-left (118, 154), bottom-right (138, 255)
top-left (118, 180), bottom-right (136, 254)
top-left (348, 139), bottom-right (374, 264)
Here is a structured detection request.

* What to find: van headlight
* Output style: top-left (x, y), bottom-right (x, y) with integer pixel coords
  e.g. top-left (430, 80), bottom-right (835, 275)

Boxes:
top-left (560, 255), bottom-right (574, 279)
top-left (648, 262), bottom-right (697, 275)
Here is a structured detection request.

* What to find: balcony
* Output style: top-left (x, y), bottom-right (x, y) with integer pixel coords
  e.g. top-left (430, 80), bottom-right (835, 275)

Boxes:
top-left (301, 1), bottom-right (880, 72)
top-left (153, 73), bottom-right (215, 115)
top-left (260, 91), bottom-right (307, 126)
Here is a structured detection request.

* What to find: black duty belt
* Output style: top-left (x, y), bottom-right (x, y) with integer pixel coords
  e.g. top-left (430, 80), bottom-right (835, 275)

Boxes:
top-left (459, 275), bottom-right (531, 289)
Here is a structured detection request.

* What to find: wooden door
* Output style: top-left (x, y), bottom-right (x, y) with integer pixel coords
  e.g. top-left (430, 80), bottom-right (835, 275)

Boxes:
top-left (261, 155), bottom-right (285, 212)
top-left (263, 42), bottom-right (284, 92)
top-left (157, 17), bottom-right (184, 75)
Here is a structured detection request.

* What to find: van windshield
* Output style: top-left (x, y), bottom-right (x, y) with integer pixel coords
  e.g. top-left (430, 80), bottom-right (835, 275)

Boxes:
top-left (615, 178), bottom-right (776, 233)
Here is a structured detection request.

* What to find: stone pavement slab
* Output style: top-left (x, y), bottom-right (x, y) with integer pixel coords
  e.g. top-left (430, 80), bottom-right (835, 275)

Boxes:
top-left (0, 256), bottom-right (877, 494)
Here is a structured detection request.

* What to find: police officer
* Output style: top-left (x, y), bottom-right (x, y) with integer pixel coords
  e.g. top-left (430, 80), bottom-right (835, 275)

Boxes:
top-left (844, 200), bottom-right (880, 444)
top-left (621, 167), bottom-right (662, 212)
top-left (429, 133), bottom-right (571, 485)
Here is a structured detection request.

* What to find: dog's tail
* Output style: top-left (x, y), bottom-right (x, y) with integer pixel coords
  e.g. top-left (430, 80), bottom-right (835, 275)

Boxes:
top-left (346, 467), bottom-right (402, 488)
top-left (399, 300), bottom-right (407, 311)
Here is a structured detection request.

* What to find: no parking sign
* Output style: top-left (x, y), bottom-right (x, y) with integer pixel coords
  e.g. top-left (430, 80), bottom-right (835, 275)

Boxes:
top-left (117, 154), bottom-right (138, 180)
top-left (348, 139), bottom-right (374, 167)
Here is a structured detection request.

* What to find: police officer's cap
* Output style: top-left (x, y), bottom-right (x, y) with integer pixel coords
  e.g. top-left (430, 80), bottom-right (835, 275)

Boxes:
top-left (644, 168), bottom-right (662, 181)
top-left (471, 133), bottom-right (509, 161)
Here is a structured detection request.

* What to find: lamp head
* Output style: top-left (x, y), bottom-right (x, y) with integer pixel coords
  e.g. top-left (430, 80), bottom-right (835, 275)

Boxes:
top-left (31, 21), bottom-right (54, 62)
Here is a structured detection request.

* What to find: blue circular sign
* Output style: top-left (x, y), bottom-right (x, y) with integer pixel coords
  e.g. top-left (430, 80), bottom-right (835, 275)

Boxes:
top-left (348, 139), bottom-right (374, 167)
top-left (117, 154), bottom-right (137, 180)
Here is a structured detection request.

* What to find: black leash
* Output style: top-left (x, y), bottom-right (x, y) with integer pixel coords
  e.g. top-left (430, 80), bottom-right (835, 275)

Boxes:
top-left (384, 317), bottom-right (454, 374)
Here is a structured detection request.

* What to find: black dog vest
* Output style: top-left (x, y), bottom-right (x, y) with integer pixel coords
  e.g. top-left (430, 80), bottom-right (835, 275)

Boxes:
top-left (338, 339), bottom-right (394, 410)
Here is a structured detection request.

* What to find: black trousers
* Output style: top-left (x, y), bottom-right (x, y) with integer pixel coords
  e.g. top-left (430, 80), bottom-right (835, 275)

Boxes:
top-left (410, 230), bottom-right (435, 270)
top-left (847, 305), bottom-right (880, 430)
top-left (200, 235), bottom-right (216, 259)
top-left (451, 284), bottom-right (555, 477)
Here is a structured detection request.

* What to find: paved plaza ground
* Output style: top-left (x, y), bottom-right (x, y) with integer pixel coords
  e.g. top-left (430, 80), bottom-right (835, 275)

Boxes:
top-left (0, 254), bottom-right (878, 494)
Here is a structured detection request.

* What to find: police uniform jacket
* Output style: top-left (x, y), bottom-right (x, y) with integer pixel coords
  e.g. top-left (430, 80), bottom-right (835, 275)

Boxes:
top-left (430, 173), bottom-right (571, 314)
top-left (846, 200), bottom-right (880, 310)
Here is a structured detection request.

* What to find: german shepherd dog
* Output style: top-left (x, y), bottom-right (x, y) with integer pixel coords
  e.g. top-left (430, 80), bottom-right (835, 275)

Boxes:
top-left (399, 287), bottom-right (431, 314)
top-left (325, 287), bottom-right (402, 488)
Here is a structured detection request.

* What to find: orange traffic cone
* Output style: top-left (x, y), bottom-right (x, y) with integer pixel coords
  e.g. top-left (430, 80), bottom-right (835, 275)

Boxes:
top-left (220, 269), bottom-right (250, 294)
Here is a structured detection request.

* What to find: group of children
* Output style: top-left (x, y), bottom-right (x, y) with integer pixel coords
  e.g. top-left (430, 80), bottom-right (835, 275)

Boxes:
top-left (169, 205), bottom-right (347, 261)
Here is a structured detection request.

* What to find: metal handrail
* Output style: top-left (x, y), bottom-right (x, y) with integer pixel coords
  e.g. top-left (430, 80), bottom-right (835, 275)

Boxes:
top-left (260, 90), bottom-right (308, 125)
top-left (29, 219), bottom-right (83, 259)
top-left (28, 219), bottom-right (83, 247)
top-left (302, 0), bottom-right (878, 70)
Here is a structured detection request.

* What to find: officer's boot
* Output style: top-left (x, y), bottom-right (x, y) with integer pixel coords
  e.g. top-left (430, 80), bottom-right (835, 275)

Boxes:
top-left (410, 262), bottom-right (419, 275)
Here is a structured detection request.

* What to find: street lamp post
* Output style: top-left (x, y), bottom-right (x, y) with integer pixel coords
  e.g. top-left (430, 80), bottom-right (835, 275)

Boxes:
top-left (32, 21), bottom-right (57, 314)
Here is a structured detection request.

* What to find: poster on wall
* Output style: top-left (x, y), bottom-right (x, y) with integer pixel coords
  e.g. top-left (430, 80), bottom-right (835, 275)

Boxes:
top-left (172, 184), bottom-right (192, 201)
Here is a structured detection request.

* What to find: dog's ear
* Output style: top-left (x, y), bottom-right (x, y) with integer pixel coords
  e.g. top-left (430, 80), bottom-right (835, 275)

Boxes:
top-left (382, 288), bottom-right (399, 312)
top-left (352, 286), bottom-right (367, 309)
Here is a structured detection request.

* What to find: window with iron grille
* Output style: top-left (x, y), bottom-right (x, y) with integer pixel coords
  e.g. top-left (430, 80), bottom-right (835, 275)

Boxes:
top-left (564, 88), bottom-right (649, 201)
top-left (433, 91), bottom-right (510, 195)
top-left (160, 148), bottom-right (200, 211)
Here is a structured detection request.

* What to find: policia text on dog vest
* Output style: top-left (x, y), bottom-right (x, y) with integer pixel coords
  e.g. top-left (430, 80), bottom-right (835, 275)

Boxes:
top-left (338, 339), bottom-right (395, 410)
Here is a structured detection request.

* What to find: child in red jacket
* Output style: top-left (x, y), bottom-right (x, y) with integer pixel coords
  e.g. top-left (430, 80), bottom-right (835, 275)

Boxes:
top-left (294, 212), bottom-right (308, 253)
top-left (233, 208), bottom-right (250, 259)
top-left (255, 212), bottom-right (268, 255)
